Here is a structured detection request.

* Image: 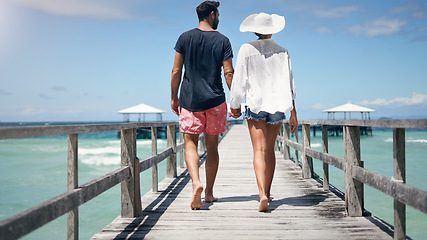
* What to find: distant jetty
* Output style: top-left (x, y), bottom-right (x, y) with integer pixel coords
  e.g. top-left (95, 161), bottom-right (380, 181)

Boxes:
top-left (321, 103), bottom-right (375, 136)
top-left (118, 103), bottom-right (167, 139)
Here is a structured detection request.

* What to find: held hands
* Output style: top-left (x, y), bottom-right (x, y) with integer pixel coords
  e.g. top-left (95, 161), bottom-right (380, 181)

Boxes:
top-left (229, 107), bottom-right (242, 119)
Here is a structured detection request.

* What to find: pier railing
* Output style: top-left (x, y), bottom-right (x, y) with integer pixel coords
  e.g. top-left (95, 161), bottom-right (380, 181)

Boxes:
top-left (1, 119), bottom-right (425, 239)
top-left (277, 119), bottom-right (427, 240)
top-left (0, 122), bottom-right (206, 240)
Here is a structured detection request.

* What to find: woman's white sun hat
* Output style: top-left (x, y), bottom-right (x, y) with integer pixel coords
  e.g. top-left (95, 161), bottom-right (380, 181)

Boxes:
top-left (239, 13), bottom-right (285, 34)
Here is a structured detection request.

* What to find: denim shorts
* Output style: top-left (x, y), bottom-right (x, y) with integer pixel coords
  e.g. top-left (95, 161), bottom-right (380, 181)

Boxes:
top-left (244, 107), bottom-right (286, 124)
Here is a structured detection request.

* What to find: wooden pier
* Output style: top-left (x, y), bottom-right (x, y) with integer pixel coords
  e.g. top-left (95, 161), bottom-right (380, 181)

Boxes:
top-left (91, 124), bottom-right (394, 239)
top-left (1, 119), bottom-right (426, 240)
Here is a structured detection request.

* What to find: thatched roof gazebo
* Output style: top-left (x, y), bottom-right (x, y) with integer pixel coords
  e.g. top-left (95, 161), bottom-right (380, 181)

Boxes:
top-left (323, 103), bottom-right (375, 120)
top-left (118, 104), bottom-right (165, 122)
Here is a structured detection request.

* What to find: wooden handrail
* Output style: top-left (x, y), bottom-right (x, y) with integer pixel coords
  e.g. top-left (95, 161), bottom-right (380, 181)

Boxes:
top-left (0, 121), bottom-right (179, 140)
top-left (2, 119), bottom-right (423, 239)
top-left (0, 122), bottom-right (183, 240)
top-left (0, 120), bottom-right (224, 240)
top-left (298, 119), bottom-right (427, 128)
top-left (280, 128), bottom-right (427, 213)
top-left (351, 165), bottom-right (427, 214)
top-left (278, 119), bottom-right (427, 240)
top-left (0, 166), bottom-right (131, 239)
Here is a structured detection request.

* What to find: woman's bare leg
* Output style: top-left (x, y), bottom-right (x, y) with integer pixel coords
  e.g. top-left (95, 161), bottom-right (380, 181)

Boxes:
top-left (247, 119), bottom-right (269, 211)
top-left (265, 123), bottom-right (281, 201)
top-left (247, 119), bottom-right (281, 211)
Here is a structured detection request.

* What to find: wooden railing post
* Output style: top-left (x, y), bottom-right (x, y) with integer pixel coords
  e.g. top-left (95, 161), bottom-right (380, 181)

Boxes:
top-left (322, 126), bottom-right (329, 191)
top-left (151, 127), bottom-right (158, 192)
top-left (393, 128), bottom-right (406, 240)
top-left (301, 124), bottom-right (313, 178)
top-left (121, 128), bottom-right (142, 217)
top-left (344, 126), bottom-right (363, 217)
top-left (167, 125), bottom-right (177, 178)
top-left (67, 134), bottom-right (78, 240)
top-left (179, 132), bottom-right (184, 168)
top-left (294, 127), bottom-right (299, 167)
top-left (199, 132), bottom-right (206, 154)
top-left (283, 122), bottom-right (290, 160)
top-left (275, 124), bottom-right (281, 152)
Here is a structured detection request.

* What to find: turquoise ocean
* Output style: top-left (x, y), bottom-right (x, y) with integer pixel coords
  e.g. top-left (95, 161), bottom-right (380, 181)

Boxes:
top-left (0, 122), bottom-right (426, 239)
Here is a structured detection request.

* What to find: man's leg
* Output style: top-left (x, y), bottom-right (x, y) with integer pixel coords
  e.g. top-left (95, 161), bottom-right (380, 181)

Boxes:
top-left (203, 102), bottom-right (227, 202)
top-left (184, 133), bottom-right (204, 210)
top-left (204, 133), bottom-right (219, 202)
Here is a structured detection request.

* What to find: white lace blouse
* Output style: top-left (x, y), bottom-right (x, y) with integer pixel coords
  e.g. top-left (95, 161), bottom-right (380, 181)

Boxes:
top-left (230, 39), bottom-right (296, 114)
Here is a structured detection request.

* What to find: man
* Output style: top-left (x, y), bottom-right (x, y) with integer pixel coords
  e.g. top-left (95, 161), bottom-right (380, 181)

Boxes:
top-left (171, 1), bottom-right (234, 210)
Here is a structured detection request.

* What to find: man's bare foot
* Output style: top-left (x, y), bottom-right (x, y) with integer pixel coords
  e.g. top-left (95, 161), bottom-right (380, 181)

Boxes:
top-left (191, 184), bottom-right (204, 210)
top-left (258, 196), bottom-right (269, 212)
top-left (204, 195), bottom-right (218, 203)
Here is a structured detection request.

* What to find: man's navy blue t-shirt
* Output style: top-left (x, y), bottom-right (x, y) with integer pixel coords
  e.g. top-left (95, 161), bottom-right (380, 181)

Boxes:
top-left (174, 28), bottom-right (233, 112)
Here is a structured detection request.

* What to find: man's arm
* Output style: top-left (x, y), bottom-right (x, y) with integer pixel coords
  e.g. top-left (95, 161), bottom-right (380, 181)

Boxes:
top-left (224, 57), bottom-right (239, 118)
top-left (171, 52), bottom-right (184, 115)
top-left (222, 58), bottom-right (234, 90)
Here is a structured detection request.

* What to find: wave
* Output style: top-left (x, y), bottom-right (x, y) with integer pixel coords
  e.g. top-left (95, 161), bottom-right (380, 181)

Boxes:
top-left (80, 155), bottom-right (120, 166)
top-left (311, 143), bottom-right (322, 148)
top-left (385, 138), bottom-right (426, 143)
top-left (31, 145), bottom-right (67, 153)
top-left (106, 139), bottom-right (167, 146)
top-left (79, 145), bottom-right (120, 166)
top-left (79, 146), bottom-right (120, 155)
top-left (407, 139), bottom-right (427, 143)
top-left (78, 139), bottom-right (166, 166)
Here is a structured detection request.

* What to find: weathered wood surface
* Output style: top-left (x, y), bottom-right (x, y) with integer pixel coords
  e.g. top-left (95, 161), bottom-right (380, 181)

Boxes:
top-left (67, 134), bottom-right (79, 240)
top-left (0, 122), bottom-right (178, 140)
top-left (92, 124), bottom-right (394, 240)
top-left (298, 119), bottom-right (427, 128)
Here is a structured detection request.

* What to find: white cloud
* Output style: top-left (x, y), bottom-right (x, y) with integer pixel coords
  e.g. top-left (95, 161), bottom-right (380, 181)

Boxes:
top-left (347, 18), bottom-right (406, 37)
top-left (19, 108), bottom-right (47, 116)
top-left (7, 0), bottom-right (143, 20)
top-left (311, 103), bottom-right (336, 110)
top-left (0, 89), bottom-right (12, 96)
top-left (417, 25), bottom-right (427, 32)
top-left (39, 93), bottom-right (51, 100)
top-left (16, 107), bottom-right (83, 117)
top-left (390, 3), bottom-right (419, 13)
top-left (316, 27), bottom-right (332, 34)
top-left (51, 86), bottom-right (67, 92)
top-left (412, 11), bottom-right (426, 19)
top-left (314, 6), bottom-right (359, 18)
top-left (358, 93), bottom-right (427, 106)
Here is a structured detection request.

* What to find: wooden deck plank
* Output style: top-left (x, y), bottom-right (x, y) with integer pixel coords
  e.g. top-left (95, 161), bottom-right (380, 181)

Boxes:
top-left (91, 124), bottom-right (394, 240)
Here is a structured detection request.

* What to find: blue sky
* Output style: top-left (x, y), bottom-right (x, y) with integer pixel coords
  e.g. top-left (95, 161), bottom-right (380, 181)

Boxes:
top-left (1, 0), bottom-right (427, 122)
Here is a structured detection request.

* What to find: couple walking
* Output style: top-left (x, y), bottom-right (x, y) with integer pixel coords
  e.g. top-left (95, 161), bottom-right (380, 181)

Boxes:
top-left (170, 1), bottom-right (298, 212)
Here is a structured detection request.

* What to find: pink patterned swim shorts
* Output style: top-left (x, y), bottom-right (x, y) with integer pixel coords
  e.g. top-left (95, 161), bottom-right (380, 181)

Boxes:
top-left (179, 102), bottom-right (227, 135)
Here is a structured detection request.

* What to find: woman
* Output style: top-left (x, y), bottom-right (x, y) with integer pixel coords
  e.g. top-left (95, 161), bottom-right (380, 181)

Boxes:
top-left (229, 13), bottom-right (298, 212)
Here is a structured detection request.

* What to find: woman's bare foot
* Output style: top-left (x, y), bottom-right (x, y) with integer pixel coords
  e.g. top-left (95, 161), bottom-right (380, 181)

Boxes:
top-left (204, 195), bottom-right (218, 203)
top-left (191, 184), bottom-right (204, 210)
top-left (258, 196), bottom-right (269, 212)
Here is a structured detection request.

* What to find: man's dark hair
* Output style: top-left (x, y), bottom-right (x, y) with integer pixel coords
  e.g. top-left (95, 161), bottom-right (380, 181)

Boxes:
top-left (196, 1), bottom-right (220, 21)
